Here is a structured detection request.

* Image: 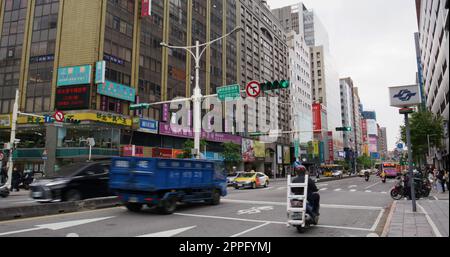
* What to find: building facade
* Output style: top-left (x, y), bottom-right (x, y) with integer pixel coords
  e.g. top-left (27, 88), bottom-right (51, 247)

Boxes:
top-left (0, 0), bottom-right (242, 175)
top-left (416, 0), bottom-right (449, 169)
top-left (352, 87), bottom-right (363, 157)
top-left (339, 77), bottom-right (355, 150)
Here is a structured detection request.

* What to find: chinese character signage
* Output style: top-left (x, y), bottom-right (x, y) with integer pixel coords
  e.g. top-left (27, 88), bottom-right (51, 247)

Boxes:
top-left (55, 85), bottom-right (90, 110)
top-left (328, 132), bottom-right (334, 163)
top-left (97, 81), bottom-right (136, 102)
top-left (141, 0), bottom-right (152, 17)
top-left (95, 61), bottom-right (106, 84)
top-left (283, 146), bottom-right (291, 164)
top-left (57, 65), bottom-right (92, 86)
top-left (159, 123), bottom-right (242, 145)
top-left (139, 119), bottom-right (158, 134)
top-left (312, 103), bottom-right (322, 132)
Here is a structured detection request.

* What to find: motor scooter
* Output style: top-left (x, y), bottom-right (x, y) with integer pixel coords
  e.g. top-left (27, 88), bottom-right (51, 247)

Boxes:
top-left (287, 174), bottom-right (320, 233)
top-left (364, 171), bottom-right (370, 182)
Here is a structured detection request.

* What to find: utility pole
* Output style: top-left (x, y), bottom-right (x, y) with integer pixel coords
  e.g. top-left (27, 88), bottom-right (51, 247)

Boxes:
top-left (401, 108), bottom-right (417, 212)
top-left (161, 27), bottom-right (243, 159)
top-left (4, 90), bottom-right (19, 190)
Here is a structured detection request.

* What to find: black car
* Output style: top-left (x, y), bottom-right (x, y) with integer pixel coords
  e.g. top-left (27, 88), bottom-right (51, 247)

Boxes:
top-left (30, 161), bottom-right (113, 202)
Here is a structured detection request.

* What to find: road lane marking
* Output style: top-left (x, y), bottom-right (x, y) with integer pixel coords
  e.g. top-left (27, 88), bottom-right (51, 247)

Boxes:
top-left (66, 233), bottom-right (80, 237)
top-left (231, 223), bottom-right (271, 237)
top-left (320, 188), bottom-right (328, 191)
top-left (417, 203), bottom-right (443, 237)
top-left (137, 226), bottom-right (197, 237)
top-left (0, 216), bottom-right (115, 236)
top-left (365, 181), bottom-right (381, 190)
top-left (370, 209), bottom-right (385, 231)
top-left (277, 187), bottom-right (287, 190)
top-left (222, 199), bottom-right (383, 210)
top-left (348, 185), bottom-right (357, 188)
top-left (237, 206), bottom-right (274, 215)
top-left (0, 207), bottom-right (121, 225)
top-left (365, 190), bottom-right (372, 193)
top-left (334, 188), bottom-right (342, 192)
top-left (173, 213), bottom-right (375, 232)
top-left (381, 192), bottom-right (388, 194)
top-left (350, 189), bottom-right (357, 192)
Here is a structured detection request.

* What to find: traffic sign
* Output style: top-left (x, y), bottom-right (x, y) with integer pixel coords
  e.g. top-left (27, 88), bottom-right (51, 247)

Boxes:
top-left (246, 81), bottom-right (261, 98)
top-left (397, 143), bottom-right (404, 149)
top-left (217, 84), bottom-right (241, 101)
top-left (54, 111), bottom-right (65, 122)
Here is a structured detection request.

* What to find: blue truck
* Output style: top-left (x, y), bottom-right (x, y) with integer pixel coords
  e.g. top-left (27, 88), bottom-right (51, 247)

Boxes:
top-left (109, 157), bottom-right (227, 214)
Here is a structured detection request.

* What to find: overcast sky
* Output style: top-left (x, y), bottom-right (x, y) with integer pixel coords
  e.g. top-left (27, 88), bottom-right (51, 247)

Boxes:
top-left (267, 0), bottom-right (419, 151)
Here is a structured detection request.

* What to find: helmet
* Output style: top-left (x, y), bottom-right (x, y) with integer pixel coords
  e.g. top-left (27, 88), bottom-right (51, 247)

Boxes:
top-left (294, 165), bottom-right (307, 172)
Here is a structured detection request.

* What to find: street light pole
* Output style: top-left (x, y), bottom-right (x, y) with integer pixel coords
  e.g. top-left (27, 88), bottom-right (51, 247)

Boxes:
top-left (4, 90), bottom-right (19, 190)
top-left (161, 27), bottom-right (243, 159)
top-left (402, 109), bottom-right (417, 212)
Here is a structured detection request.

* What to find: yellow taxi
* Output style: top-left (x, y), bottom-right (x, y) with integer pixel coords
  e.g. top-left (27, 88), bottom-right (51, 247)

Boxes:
top-left (233, 172), bottom-right (269, 189)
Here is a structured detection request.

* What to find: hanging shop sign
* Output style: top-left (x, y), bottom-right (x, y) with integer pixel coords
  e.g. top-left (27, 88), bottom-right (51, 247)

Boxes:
top-left (283, 146), bottom-right (291, 164)
top-left (57, 65), bottom-right (92, 86)
top-left (95, 61), bottom-right (106, 84)
top-left (141, 0), bottom-right (152, 17)
top-left (138, 119), bottom-right (159, 134)
top-left (97, 81), bottom-right (136, 102)
top-left (0, 114), bottom-right (11, 128)
top-left (55, 85), bottom-right (90, 110)
top-left (159, 123), bottom-right (242, 145)
top-left (104, 53), bottom-right (125, 65)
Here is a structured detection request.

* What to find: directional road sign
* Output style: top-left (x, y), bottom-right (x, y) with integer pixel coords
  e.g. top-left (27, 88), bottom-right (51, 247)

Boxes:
top-left (217, 84), bottom-right (241, 101)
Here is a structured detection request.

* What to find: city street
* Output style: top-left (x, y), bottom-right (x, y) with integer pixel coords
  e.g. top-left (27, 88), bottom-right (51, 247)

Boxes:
top-left (0, 177), bottom-right (395, 237)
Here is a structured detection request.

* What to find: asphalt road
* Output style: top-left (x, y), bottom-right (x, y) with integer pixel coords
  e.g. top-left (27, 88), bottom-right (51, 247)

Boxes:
top-left (0, 176), bottom-right (396, 237)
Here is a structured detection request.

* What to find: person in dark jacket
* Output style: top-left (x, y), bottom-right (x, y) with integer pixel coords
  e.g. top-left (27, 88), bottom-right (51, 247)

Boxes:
top-left (1, 165), bottom-right (7, 185)
top-left (11, 167), bottom-right (21, 192)
top-left (436, 169), bottom-right (446, 193)
top-left (291, 165), bottom-right (320, 216)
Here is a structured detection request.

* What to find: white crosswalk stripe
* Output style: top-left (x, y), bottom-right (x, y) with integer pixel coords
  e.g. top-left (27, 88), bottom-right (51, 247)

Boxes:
top-left (320, 188), bottom-right (328, 191)
top-left (334, 188), bottom-right (342, 192)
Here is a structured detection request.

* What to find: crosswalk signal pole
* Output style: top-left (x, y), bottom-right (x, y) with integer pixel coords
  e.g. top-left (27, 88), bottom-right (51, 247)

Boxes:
top-left (4, 90), bottom-right (19, 190)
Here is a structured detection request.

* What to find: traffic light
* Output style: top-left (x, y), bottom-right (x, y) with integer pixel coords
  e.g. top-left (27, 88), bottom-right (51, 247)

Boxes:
top-left (260, 80), bottom-right (290, 91)
top-left (130, 103), bottom-right (151, 110)
top-left (336, 127), bottom-right (352, 132)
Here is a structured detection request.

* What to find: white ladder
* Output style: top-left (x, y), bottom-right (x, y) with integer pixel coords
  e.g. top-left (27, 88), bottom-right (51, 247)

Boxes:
top-left (287, 174), bottom-right (309, 227)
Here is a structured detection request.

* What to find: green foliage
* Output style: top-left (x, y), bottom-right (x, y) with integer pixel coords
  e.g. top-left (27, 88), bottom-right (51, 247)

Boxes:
top-left (181, 139), bottom-right (208, 159)
top-left (357, 155), bottom-right (375, 169)
top-left (336, 160), bottom-right (350, 171)
top-left (400, 110), bottom-right (444, 164)
top-left (221, 142), bottom-right (242, 171)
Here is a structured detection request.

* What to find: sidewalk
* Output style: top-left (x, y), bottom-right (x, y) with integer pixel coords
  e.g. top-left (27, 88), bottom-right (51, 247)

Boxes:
top-left (383, 191), bottom-right (449, 237)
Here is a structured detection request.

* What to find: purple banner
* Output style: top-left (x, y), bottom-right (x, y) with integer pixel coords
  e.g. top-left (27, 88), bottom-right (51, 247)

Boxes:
top-left (162, 104), bottom-right (169, 122)
top-left (159, 123), bottom-right (242, 145)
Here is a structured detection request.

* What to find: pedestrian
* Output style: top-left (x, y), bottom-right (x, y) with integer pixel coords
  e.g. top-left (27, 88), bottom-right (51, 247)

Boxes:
top-left (11, 167), bottom-right (21, 192)
top-left (444, 170), bottom-right (449, 192)
top-left (436, 169), bottom-right (446, 193)
top-left (1, 165), bottom-right (7, 184)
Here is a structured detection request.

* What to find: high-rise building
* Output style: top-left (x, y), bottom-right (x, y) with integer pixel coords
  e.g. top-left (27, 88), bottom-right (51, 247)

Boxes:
top-left (416, 0), bottom-right (449, 169)
top-left (236, 0), bottom-right (292, 175)
top-left (286, 31), bottom-right (313, 149)
top-left (272, 2), bottom-right (343, 163)
top-left (340, 78), bottom-right (355, 151)
top-left (0, 0), bottom-right (240, 175)
top-left (352, 87), bottom-right (363, 157)
top-left (378, 126), bottom-right (388, 161)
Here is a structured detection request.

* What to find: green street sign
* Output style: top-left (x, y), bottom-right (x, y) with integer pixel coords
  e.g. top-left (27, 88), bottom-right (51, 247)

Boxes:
top-left (130, 103), bottom-right (151, 110)
top-left (294, 140), bottom-right (300, 158)
top-left (217, 84), bottom-right (241, 101)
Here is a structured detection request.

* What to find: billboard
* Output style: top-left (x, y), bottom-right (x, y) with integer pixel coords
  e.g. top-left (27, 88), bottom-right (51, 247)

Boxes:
top-left (369, 136), bottom-right (378, 153)
top-left (389, 85), bottom-right (422, 108)
top-left (57, 65), bottom-right (92, 86)
top-left (0, 114), bottom-right (11, 128)
top-left (283, 146), bottom-right (291, 164)
top-left (312, 103), bottom-right (322, 131)
top-left (97, 81), bottom-right (136, 102)
top-left (242, 139), bottom-right (255, 162)
top-left (254, 141), bottom-right (265, 158)
top-left (366, 119), bottom-right (378, 136)
top-left (55, 85), bottom-right (90, 110)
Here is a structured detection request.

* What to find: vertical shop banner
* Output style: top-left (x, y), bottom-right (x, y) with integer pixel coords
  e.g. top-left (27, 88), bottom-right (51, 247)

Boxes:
top-left (283, 146), bottom-right (291, 164)
top-left (277, 145), bottom-right (283, 164)
top-left (328, 132), bottom-right (334, 163)
top-left (313, 141), bottom-right (320, 155)
top-left (242, 139), bottom-right (255, 162)
top-left (162, 104), bottom-right (170, 122)
top-left (312, 103), bottom-right (322, 131)
top-left (294, 140), bottom-right (300, 159)
top-left (254, 141), bottom-right (265, 159)
top-left (95, 61), bottom-right (106, 84)
top-left (141, 0), bottom-right (152, 17)
top-left (319, 142), bottom-right (325, 163)
top-left (361, 119), bottom-right (368, 143)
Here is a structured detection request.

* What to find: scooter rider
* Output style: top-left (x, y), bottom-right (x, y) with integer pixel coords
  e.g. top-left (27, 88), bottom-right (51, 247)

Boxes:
top-left (291, 165), bottom-right (320, 217)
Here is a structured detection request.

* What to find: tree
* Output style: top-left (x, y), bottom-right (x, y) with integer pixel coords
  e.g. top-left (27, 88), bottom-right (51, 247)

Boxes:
top-left (400, 110), bottom-right (444, 166)
top-left (221, 142), bottom-right (242, 173)
top-left (357, 155), bottom-right (374, 169)
top-left (178, 139), bottom-right (208, 159)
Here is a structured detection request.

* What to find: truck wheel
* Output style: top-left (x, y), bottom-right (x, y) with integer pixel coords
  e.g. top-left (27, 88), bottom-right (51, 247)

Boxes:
top-left (158, 198), bottom-right (177, 215)
top-left (207, 190), bottom-right (221, 205)
top-left (125, 203), bottom-right (143, 212)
